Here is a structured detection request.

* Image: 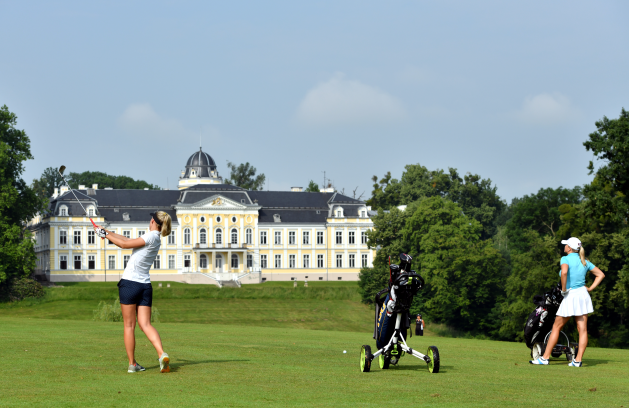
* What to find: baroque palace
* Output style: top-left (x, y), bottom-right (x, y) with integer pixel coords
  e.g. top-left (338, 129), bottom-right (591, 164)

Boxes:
top-left (29, 148), bottom-right (375, 285)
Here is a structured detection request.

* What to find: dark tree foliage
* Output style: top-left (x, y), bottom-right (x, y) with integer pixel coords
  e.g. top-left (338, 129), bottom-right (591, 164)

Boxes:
top-left (225, 162), bottom-right (266, 190)
top-left (66, 171), bottom-right (160, 190)
top-left (0, 105), bottom-right (45, 287)
top-left (305, 180), bottom-right (319, 192)
top-left (32, 167), bottom-right (64, 201)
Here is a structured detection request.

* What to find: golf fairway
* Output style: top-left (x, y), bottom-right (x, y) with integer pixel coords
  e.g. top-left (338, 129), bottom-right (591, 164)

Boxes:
top-left (1, 316), bottom-right (628, 407)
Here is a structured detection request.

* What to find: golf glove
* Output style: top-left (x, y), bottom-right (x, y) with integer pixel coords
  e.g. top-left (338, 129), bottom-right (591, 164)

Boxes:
top-left (96, 228), bottom-right (109, 239)
top-left (561, 289), bottom-right (571, 297)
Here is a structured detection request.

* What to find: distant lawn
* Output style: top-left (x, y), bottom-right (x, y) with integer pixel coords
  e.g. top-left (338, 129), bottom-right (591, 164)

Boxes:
top-left (1, 317), bottom-right (628, 407)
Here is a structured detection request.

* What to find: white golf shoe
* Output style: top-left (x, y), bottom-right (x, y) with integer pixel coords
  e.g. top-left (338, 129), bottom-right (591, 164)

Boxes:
top-left (159, 353), bottom-right (170, 373)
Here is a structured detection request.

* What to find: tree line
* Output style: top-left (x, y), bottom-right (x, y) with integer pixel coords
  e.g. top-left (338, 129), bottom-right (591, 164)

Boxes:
top-left (359, 108), bottom-right (629, 349)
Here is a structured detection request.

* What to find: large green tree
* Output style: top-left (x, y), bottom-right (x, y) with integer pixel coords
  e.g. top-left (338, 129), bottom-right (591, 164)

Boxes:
top-left (225, 162), bottom-right (266, 190)
top-left (305, 180), bottom-right (319, 192)
top-left (66, 171), bottom-right (159, 190)
top-left (31, 166), bottom-right (64, 201)
top-left (0, 105), bottom-right (45, 286)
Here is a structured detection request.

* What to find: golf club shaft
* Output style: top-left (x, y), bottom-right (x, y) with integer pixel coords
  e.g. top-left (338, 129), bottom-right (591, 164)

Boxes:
top-left (57, 169), bottom-right (97, 228)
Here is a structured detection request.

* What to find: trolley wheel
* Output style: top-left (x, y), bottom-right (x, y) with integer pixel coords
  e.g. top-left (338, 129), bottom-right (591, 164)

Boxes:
top-left (427, 345), bottom-right (440, 374)
top-left (360, 345), bottom-right (372, 372)
top-left (379, 353), bottom-right (391, 369)
top-left (531, 343), bottom-right (543, 360)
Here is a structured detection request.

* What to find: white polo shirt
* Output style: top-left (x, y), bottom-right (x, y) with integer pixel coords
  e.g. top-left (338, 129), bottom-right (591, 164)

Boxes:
top-left (121, 230), bottom-right (161, 284)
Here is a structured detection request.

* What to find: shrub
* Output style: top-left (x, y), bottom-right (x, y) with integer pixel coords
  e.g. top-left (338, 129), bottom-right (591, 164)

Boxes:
top-left (0, 278), bottom-right (45, 302)
top-left (92, 298), bottom-right (160, 323)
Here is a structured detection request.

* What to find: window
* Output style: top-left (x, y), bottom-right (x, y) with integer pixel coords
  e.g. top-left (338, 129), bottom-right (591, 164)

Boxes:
top-left (336, 254), bottom-right (343, 268)
top-left (336, 210), bottom-right (342, 217)
top-left (108, 255), bottom-right (115, 269)
top-left (88, 207), bottom-right (95, 217)
top-left (303, 231), bottom-right (310, 245)
top-left (289, 255), bottom-right (296, 268)
top-left (88, 230), bottom-right (95, 244)
top-left (317, 231), bottom-right (324, 245)
top-left (362, 254), bottom-right (368, 267)
top-left (260, 231), bottom-right (267, 245)
top-left (246, 229), bottom-right (252, 244)
top-left (231, 216), bottom-right (237, 223)
top-left (349, 231), bottom-right (355, 244)
top-left (216, 216), bottom-right (222, 223)
top-left (247, 254), bottom-right (253, 268)
top-left (184, 254), bottom-right (191, 268)
top-left (124, 255), bottom-right (130, 268)
top-left (275, 254), bottom-right (281, 268)
top-left (289, 231), bottom-right (296, 245)
top-left (317, 254), bottom-right (324, 268)
top-left (361, 210), bottom-right (366, 218)
top-left (215, 229), bottom-right (222, 244)
top-left (200, 228), bottom-right (207, 244)
top-left (73, 230), bottom-right (81, 245)
top-left (168, 231), bottom-right (176, 245)
top-left (261, 255), bottom-right (267, 268)
top-left (59, 206), bottom-right (68, 216)
top-left (138, 230), bottom-right (146, 238)
top-left (74, 255), bottom-right (81, 269)
top-left (88, 255), bottom-right (95, 270)
top-left (184, 228), bottom-right (191, 245)
top-left (200, 216), bottom-right (206, 223)
top-left (336, 231), bottom-right (342, 245)
top-left (60, 255), bottom-right (67, 270)
top-left (274, 231), bottom-right (282, 245)
top-left (303, 254), bottom-right (310, 268)
top-left (361, 231), bottom-right (367, 244)
top-left (123, 230), bottom-right (131, 239)
top-left (349, 254), bottom-right (355, 268)
top-left (169, 255), bottom-right (175, 269)
top-left (59, 230), bottom-right (67, 245)
top-left (200, 254), bottom-right (208, 268)
top-left (231, 228), bottom-right (238, 245)
top-left (154, 255), bottom-right (161, 269)
top-left (231, 254), bottom-right (239, 269)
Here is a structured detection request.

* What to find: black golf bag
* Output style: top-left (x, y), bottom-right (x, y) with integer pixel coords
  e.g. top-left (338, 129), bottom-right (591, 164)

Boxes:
top-left (373, 254), bottom-right (424, 350)
top-left (523, 283), bottom-right (563, 349)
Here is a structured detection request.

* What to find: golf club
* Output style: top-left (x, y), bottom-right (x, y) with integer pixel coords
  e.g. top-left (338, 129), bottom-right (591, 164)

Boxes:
top-left (57, 165), bottom-right (100, 231)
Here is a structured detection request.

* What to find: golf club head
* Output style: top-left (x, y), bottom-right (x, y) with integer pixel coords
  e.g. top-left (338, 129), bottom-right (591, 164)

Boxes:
top-left (58, 165), bottom-right (66, 176)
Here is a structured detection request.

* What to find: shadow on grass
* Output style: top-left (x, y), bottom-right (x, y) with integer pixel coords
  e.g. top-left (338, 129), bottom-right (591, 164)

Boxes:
top-left (388, 364), bottom-right (453, 374)
top-left (145, 358), bottom-right (251, 372)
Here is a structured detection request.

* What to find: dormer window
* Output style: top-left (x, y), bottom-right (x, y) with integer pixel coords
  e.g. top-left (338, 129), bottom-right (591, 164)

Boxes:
top-left (87, 206), bottom-right (95, 217)
top-left (59, 205), bottom-right (68, 216)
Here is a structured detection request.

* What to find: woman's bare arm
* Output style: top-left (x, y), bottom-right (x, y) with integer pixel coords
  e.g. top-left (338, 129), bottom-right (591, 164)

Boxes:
top-left (94, 224), bottom-right (145, 249)
top-left (588, 267), bottom-right (605, 292)
top-left (560, 263), bottom-right (568, 292)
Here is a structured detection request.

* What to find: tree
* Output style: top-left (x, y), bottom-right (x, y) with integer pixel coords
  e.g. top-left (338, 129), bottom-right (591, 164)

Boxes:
top-left (66, 171), bottom-right (159, 190)
top-left (305, 180), bottom-right (319, 192)
top-left (0, 105), bottom-right (45, 287)
top-left (224, 162), bottom-right (266, 190)
top-left (402, 196), bottom-right (506, 332)
top-left (31, 167), bottom-right (64, 200)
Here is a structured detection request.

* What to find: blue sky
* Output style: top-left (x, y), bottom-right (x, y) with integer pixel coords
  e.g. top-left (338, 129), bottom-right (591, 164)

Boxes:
top-left (2, 0), bottom-right (628, 201)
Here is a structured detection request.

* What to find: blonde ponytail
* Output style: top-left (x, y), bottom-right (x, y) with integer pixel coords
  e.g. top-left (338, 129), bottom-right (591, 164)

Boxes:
top-left (156, 211), bottom-right (172, 237)
top-left (579, 246), bottom-right (586, 267)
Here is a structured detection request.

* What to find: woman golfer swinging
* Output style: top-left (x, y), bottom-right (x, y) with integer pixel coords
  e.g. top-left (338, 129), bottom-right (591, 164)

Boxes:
top-left (94, 211), bottom-right (172, 373)
top-left (530, 237), bottom-right (605, 367)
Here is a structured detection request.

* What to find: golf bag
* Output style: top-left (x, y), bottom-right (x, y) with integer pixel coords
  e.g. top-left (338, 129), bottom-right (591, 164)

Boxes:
top-left (373, 254), bottom-right (424, 349)
top-left (523, 283), bottom-right (564, 349)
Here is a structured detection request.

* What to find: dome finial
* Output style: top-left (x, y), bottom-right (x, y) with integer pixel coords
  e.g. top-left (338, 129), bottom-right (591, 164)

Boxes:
top-left (200, 134), bottom-right (202, 151)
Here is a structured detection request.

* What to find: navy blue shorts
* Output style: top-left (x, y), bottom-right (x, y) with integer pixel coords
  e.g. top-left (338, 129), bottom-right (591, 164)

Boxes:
top-left (118, 279), bottom-right (153, 307)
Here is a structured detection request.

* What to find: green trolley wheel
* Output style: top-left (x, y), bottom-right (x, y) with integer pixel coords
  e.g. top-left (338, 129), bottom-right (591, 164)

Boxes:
top-left (360, 345), bottom-right (372, 372)
top-left (379, 353), bottom-right (391, 369)
top-left (427, 345), bottom-right (440, 374)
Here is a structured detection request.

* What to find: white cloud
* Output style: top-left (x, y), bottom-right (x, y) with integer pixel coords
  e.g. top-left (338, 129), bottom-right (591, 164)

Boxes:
top-left (296, 73), bottom-right (406, 126)
top-left (117, 103), bottom-right (221, 144)
top-left (514, 93), bottom-right (578, 125)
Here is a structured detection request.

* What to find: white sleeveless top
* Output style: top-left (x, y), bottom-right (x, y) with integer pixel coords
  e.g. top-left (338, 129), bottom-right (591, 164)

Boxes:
top-left (121, 230), bottom-right (161, 283)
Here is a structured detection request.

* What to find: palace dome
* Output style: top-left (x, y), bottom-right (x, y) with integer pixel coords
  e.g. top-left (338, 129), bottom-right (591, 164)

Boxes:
top-left (183, 147), bottom-right (217, 178)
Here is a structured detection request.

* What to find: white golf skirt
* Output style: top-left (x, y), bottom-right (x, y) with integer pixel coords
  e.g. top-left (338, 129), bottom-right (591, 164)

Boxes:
top-left (557, 286), bottom-right (594, 317)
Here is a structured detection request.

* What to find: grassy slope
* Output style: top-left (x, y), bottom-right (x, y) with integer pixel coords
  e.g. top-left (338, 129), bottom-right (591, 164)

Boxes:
top-left (1, 317), bottom-right (628, 407)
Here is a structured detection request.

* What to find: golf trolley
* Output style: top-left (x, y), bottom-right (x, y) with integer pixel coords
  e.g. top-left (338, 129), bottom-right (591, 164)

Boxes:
top-left (525, 283), bottom-right (579, 362)
top-left (360, 254), bottom-right (440, 374)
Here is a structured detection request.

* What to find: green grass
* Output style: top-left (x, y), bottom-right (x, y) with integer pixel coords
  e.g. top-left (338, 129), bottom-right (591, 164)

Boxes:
top-left (1, 317), bottom-right (628, 407)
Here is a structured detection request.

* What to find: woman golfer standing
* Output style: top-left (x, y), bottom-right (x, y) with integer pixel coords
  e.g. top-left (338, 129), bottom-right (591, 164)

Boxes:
top-left (94, 211), bottom-right (172, 373)
top-left (530, 237), bottom-right (605, 367)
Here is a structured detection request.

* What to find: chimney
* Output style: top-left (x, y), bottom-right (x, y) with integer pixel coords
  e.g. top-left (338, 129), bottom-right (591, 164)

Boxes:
top-left (78, 185), bottom-right (86, 190)
top-left (92, 184), bottom-right (98, 189)
top-left (60, 186), bottom-right (69, 194)
top-left (291, 187), bottom-right (303, 192)
top-left (144, 188), bottom-right (149, 190)
top-left (52, 188), bottom-right (59, 199)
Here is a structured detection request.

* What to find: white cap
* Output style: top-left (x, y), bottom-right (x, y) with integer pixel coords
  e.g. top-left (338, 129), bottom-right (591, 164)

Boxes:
top-left (561, 237), bottom-right (582, 251)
